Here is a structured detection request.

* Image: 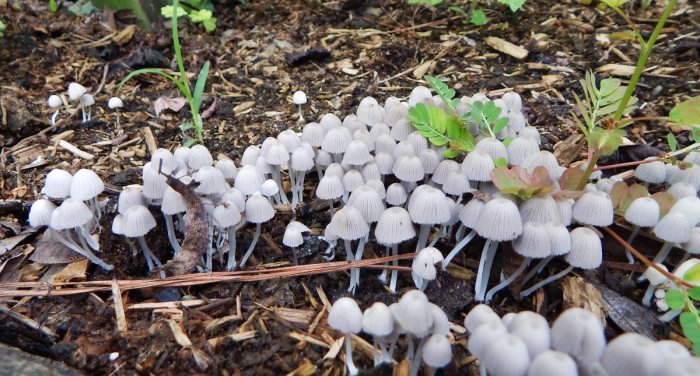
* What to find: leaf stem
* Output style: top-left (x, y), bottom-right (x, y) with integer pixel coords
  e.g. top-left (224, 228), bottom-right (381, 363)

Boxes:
top-left (576, 153), bottom-right (599, 191)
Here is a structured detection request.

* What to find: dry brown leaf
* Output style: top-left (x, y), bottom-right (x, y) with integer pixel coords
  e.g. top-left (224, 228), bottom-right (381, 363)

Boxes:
top-left (153, 96), bottom-right (187, 116)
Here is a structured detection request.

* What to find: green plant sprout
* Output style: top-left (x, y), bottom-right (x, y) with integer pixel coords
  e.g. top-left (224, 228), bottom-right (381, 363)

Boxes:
top-left (161, 0), bottom-right (216, 32)
top-left (665, 264), bottom-right (700, 355)
top-left (118, 0), bottom-right (210, 145)
top-left (0, 21), bottom-right (5, 38)
top-left (407, 0), bottom-right (526, 26)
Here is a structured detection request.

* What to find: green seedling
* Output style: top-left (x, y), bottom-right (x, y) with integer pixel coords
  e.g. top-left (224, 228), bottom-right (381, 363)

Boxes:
top-left (161, 0), bottom-right (217, 32)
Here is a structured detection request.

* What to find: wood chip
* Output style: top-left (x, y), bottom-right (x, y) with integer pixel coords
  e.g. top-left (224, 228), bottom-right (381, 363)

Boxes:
top-left (288, 331), bottom-right (331, 348)
top-left (273, 307), bottom-right (316, 326)
top-left (168, 319), bottom-right (193, 347)
top-left (233, 101), bottom-right (255, 116)
top-left (561, 276), bottom-right (606, 326)
top-left (111, 279), bottom-right (128, 332)
top-left (0, 305), bottom-right (58, 339)
top-left (596, 64), bottom-right (636, 76)
top-left (484, 37), bottom-right (529, 59)
top-left (323, 336), bottom-right (343, 359)
top-left (207, 331), bottom-right (257, 347)
top-left (126, 299), bottom-right (217, 310)
top-left (142, 126), bottom-right (157, 154)
top-left (58, 140), bottom-right (94, 160)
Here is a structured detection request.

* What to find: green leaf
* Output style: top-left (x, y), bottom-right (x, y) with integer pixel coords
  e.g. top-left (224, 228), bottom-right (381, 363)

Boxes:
top-left (599, 78), bottom-right (621, 97)
top-left (448, 6), bottom-right (467, 16)
top-left (161, 4), bottom-right (187, 18)
top-left (502, 137), bottom-right (513, 146)
top-left (494, 157), bottom-right (508, 168)
top-left (192, 61), bottom-right (210, 114)
top-left (692, 126), bottom-right (700, 144)
top-left (667, 133), bottom-right (678, 152)
top-left (424, 75), bottom-right (455, 103)
top-left (492, 117), bottom-right (509, 134)
top-left (443, 149), bottom-right (460, 158)
top-left (665, 290), bottom-right (687, 311)
top-left (180, 122), bottom-right (195, 131)
top-left (202, 17), bottom-right (216, 32)
top-left (490, 166), bottom-right (553, 200)
top-left (588, 127), bottom-right (626, 156)
top-left (684, 263), bottom-right (700, 283)
top-left (601, 0), bottom-right (630, 9)
top-left (470, 9), bottom-right (487, 26)
top-left (497, 0), bottom-right (526, 12)
top-left (188, 8), bottom-right (212, 23)
top-left (688, 287), bottom-right (700, 301)
top-left (559, 167), bottom-right (585, 191)
top-left (49, 0), bottom-right (59, 12)
top-left (669, 96), bottom-right (700, 126)
top-left (408, 104), bottom-right (450, 146)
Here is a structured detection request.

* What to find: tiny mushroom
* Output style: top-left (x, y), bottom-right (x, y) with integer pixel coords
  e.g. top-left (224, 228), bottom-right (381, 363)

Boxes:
top-left (328, 297), bottom-right (363, 376)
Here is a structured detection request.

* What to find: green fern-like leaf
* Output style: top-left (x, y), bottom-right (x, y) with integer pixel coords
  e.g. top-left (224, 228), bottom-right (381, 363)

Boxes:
top-left (408, 104), bottom-right (450, 146)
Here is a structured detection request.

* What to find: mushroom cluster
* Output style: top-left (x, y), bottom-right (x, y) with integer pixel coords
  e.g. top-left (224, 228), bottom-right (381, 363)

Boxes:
top-left (328, 289), bottom-right (452, 376)
top-left (46, 82), bottom-right (123, 126)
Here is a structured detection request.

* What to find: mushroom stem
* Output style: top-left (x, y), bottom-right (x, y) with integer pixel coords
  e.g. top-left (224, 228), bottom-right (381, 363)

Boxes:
top-left (177, 213), bottom-right (186, 232)
top-left (387, 329), bottom-right (400, 360)
top-left (164, 215), bottom-right (181, 254)
top-left (474, 240), bottom-right (499, 301)
top-left (51, 229), bottom-right (113, 270)
top-left (659, 309), bottom-right (682, 322)
top-left (270, 165), bottom-right (289, 204)
top-left (136, 236), bottom-right (165, 278)
top-left (641, 284), bottom-right (657, 307)
top-left (519, 255), bottom-right (553, 288)
top-left (316, 165), bottom-right (324, 181)
top-left (625, 225), bottom-right (640, 264)
top-left (455, 224), bottom-right (466, 242)
top-left (484, 257), bottom-right (531, 303)
top-left (78, 225), bottom-right (99, 250)
top-left (205, 226), bottom-right (214, 272)
top-left (51, 110), bottom-right (59, 126)
top-left (410, 335), bottom-right (429, 376)
top-left (297, 105), bottom-right (304, 122)
top-left (349, 237), bottom-right (366, 293)
top-left (442, 229), bottom-right (477, 267)
top-left (226, 226), bottom-right (237, 271)
top-left (652, 241), bottom-right (674, 264)
top-left (389, 244), bottom-right (400, 293)
top-left (519, 265), bottom-right (574, 298)
top-left (344, 333), bottom-right (359, 376)
top-left (415, 224), bottom-right (431, 252)
top-left (239, 223), bottom-right (262, 269)
top-left (379, 246), bottom-right (390, 283)
top-left (344, 239), bottom-right (355, 292)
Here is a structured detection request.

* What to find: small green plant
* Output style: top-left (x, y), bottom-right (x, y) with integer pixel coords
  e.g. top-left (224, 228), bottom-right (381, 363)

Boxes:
top-left (118, 0), bottom-right (210, 145)
top-left (0, 21), bottom-right (5, 38)
top-left (408, 0), bottom-right (526, 26)
top-left (665, 264), bottom-right (700, 354)
top-left (161, 0), bottom-right (216, 32)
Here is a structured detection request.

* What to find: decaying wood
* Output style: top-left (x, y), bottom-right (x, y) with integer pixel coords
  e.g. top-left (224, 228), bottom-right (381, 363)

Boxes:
top-left (0, 343), bottom-right (82, 376)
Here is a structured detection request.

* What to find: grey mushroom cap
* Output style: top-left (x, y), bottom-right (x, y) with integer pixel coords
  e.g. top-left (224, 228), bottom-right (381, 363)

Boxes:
top-left (42, 169), bottom-right (73, 199)
top-left (50, 198), bottom-right (93, 230)
top-left (118, 185), bottom-right (147, 215)
top-left (29, 199), bottom-right (57, 227)
top-left (245, 192), bottom-right (275, 223)
top-left (464, 304), bottom-right (501, 334)
top-left (70, 169), bottom-right (105, 201)
top-left (481, 334), bottom-right (531, 376)
top-left (572, 191), bottom-right (614, 226)
top-left (328, 297), bottom-right (363, 334)
top-left (475, 198), bottom-right (523, 241)
top-left (601, 333), bottom-right (664, 376)
top-left (121, 205), bottom-right (157, 237)
top-left (362, 302), bottom-right (394, 337)
top-left (527, 351), bottom-right (577, 376)
top-left (654, 357), bottom-right (700, 376)
top-left (422, 334), bottom-right (452, 368)
top-left (327, 205), bottom-right (369, 241)
top-left (565, 227), bottom-right (602, 269)
top-left (389, 290), bottom-right (433, 337)
top-left (551, 307), bottom-right (606, 363)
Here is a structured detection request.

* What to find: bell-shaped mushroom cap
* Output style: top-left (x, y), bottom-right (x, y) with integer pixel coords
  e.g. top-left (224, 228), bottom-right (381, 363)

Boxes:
top-left (653, 212), bottom-right (692, 243)
top-left (363, 179), bottom-right (385, 199)
top-left (49, 199), bottom-right (92, 231)
top-left (260, 179), bottom-right (279, 197)
top-left (279, 129), bottom-right (303, 153)
top-left (173, 146), bottom-right (190, 165)
top-left (263, 141), bottom-right (290, 166)
top-left (245, 192), bottom-right (275, 224)
top-left (48, 94), bottom-right (63, 108)
top-left (118, 185), bottom-right (146, 215)
top-left (347, 185), bottom-right (386, 223)
top-left (519, 195), bottom-right (560, 223)
top-left (406, 132), bottom-right (428, 153)
top-left (508, 311), bottom-right (551, 358)
top-left (121, 205), bottom-right (156, 237)
top-left (635, 158), bottom-right (666, 184)
top-left (442, 171), bottom-right (471, 196)
top-left (357, 98), bottom-right (385, 126)
top-left (193, 166), bottom-right (228, 195)
top-left (527, 351), bottom-right (577, 376)
top-left (372, 152), bottom-right (394, 176)
top-left (641, 263), bottom-right (669, 286)
top-left (213, 202), bottom-right (241, 228)
top-left (513, 222), bottom-right (552, 258)
top-left (572, 191), bottom-right (614, 226)
top-left (432, 160), bottom-right (460, 185)
top-left (555, 198), bottom-right (574, 227)
top-left (428, 303), bottom-right (450, 336)
top-left (506, 137), bottom-right (539, 166)
top-left (151, 148), bottom-right (178, 172)
top-left (656, 340), bottom-right (691, 361)
top-left (601, 333), bottom-right (664, 376)
top-left (524, 151), bottom-right (561, 180)
top-left (384, 99), bottom-right (407, 121)
top-left (328, 297), bottom-right (363, 334)
top-left (668, 182), bottom-right (696, 201)
top-left (474, 137), bottom-right (508, 161)
top-left (342, 170), bottom-right (365, 193)
top-left (221, 187), bottom-right (246, 210)
top-left (465, 304), bottom-right (501, 334)
top-left (669, 196), bottom-right (700, 226)
top-left (482, 334), bottom-right (531, 376)
top-left (408, 86), bottom-right (432, 107)
top-left (419, 149), bottom-right (440, 174)
top-left (461, 150), bottom-right (495, 182)
top-left (283, 227), bottom-right (304, 248)
top-left (393, 141), bottom-right (416, 159)
top-left (385, 183), bottom-right (408, 206)
top-left (369, 122), bottom-right (391, 138)
top-left (161, 186), bottom-right (187, 215)
top-left (321, 127), bottom-right (353, 154)
top-left (141, 163), bottom-right (168, 200)
top-left (458, 198), bottom-right (485, 230)
top-left (502, 92), bottom-right (522, 112)
top-left (412, 247), bottom-right (444, 281)
top-left (545, 222), bottom-right (571, 256)
top-left (70, 169), bottom-right (104, 201)
top-left (112, 213), bottom-right (124, 235)
top-left (353, 130), bottom-right (375, 152)
top-left (375, 134), bottom-right (397, 156)
top-left (360, 163), bottom-right (381, 181)
top-left (292, 90), bottom-right (307, 105)
top-left (390, 290), bottom-right (433, 337)
top-left (656, 357), bottom-right (700, 376)
top-left (422, 334), bottom-right (452, 368)
top-left (42, 169), bottom-right (73, 199)
top-left (327, 205), bottom-right (369, 241)
top-left (29, 199), bottom-right (57, 227)
top-left (341, 140), bottom-right (373, 166)
top-left (316, 175), bottom-right (345, 200)
top-left (683, 227), bottom-right (700, 255)
top-left (215, 157), bottom-right (238, 180)
top-left (468, 319), bottom-right (508, 358)
top-left (67, 82), bottom-right (87, 101)
top-left (518, 126), bottom-right (541, 144)
top-left (301, 122), bottom-right (325, 147)
top-left (315, 150), bottom-right (333, 167)
top-left (108, 97), bottom-right (123, 109)
top-left (565, 227), bottom-right (602, 269)
top-left (240, 145), bottom-right (261, 166)
top-left (362, 302), bottom-right (394, 337)
top-left (408, 185), bottom-right (451, 225)
top-left (325, 163), bottom-right (345, 179)
top-left (390, 118), bottom-right (413, 142)
top-left (624, 197), bottom-right (660, 227)
top-left (685, 151), bottom-right (700, 166)
top-left (551, 307), bottom-right (606, 363)
top-left (344, 115), bottom-right (367, 134)
top-left (234, 165), bottom-right (264, 195)
top-left (187, 144), bottom-right (214, 170)
top-left (475, 198), bottom-right (522, 241)
top-left (319, 113), bottom-right (342, 132)
top-left (679, 164), bottom-right (700, 190)
top-left (393, 155), bottom-right (425, 183)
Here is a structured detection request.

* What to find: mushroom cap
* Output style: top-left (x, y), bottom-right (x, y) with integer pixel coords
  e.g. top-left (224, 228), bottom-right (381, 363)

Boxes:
top-left (67, 82), bottom-right (87, 101)
top-left (234, 165), bottom-right (264, 195)
top-left (161, 186), bottom-right (188, 215)
top-left (428, 303), bottom-right (450, 336)
top-left (601, 333), bottom-right (664, 376)
top-left (508, 311), bottom-right (551, 358)
top-left (385, 183), bottom-right (408, 206)
top-left (213, 202), bottom-right (241, 228)
top-left (572, 191), bottom-right (614, 226)
top-left (353, 130), bottom-right (375, 152)
top-left (624, 197), bottom-right (660, 227)
top-left (328, 297), bottom-right (363, 334)
top-left (655, 357), bottom-right (700, 376)
top-left (461, 150), bottom-right (495, 182)
top-left (215, 157), bottom-right (238, 180)
top-left (342, 170), bottom-right (365, 192)
top-left (283, 227), bottom-right (304, 248)
top-left (362, 302), bottom-right (394, 337)
top-left (518, 126), bottom-right (541, 145)
top-left (458, 198), bottom-right (485, 229)
top-left (507, 136), bottom-right (539, 166)
top-left (407, 185), bottom-right (451, 225)
top-left (240, 145), bottom-right (261, 166)
top-left (245, 192), bottom-right (275, 224)
top-left (384, 101), bottom-right (408, 126)
top-left (519, 195), bottom-right (560, 223)
top-left (546, 222), bottom-right (571, 256)
top-left (369, 122), bottom-right (391, 138)
top-left (389, 290), bottom-right (433, 337)
top-left (292, 90), bottom-right (307, 105)
top-left (364, 179), bottom-right (386, 200)
top-left (142, 163), bottom-right (168, 200)
top-left (221, 187), bottom-right (246, 210)
top-left (668, 182), bottom-right (696, 200)
top-left (393, 141), bottom-right (416, 158)
top-left (48, 95), bottom-right (63, 108)
top-left (188, 144), bottom-right (214, 170)
top-left (151, 148), bottom-right (179, 172)
top-left (321, 127), bottom-right (353, 154)
top-left (653, 212), bottom-right (692, 243)
top-left (656, 340), bottom-right (691, 361)
top-left (524, 150), bottom-right (561, 180)
top-left (408, 86), bottom-right (433, 107)
top-left (565, 227), bottom-right (602, 269)
top-left (474, 137), bottom-right (508, 162)
top-left (315, 150), bottom-right (333, 167)
top-left (406, 131), bottom-right (428, 154)
top-left (527, 351), bottom-right (578, 376)
top-left (422, 334), bottom-right (452, 368)
top-left (263, 141), bottom-right (290, 166)
top-left (442, 171), bottom-right (471, 196)
top-left (464, 304), bottom-right (501, 334)
top-left (260, 179), bottom-right (279, 197)
top-left (118, 185), bottom-right (146, 215)
top-left (193, 166), bottom-right (228, 195)
top-left (108, 97), bottom-right (123, 109)
top-left (319, 113), bottom-right (342, 132)
top-left (502, 92), bottom-right (523, 112)
top-left (555, 198), bottom-right (574, 227)
top-left (512, 222), bottom-right (552, 258)
top-left (356, 99), bottom-right (385, 126)
top-left (419, 149), bottom-right (440, 175)
top-left (373, 152), bottom-right (395, 176)
top-left (173, 146), bottom-right (191, 166)
top-left (412, 247), bottom-right (444, 281)
top-left (481, 334), bottom-right (531, 376)
top-left (669, 196), bottom-right (700, 226)
top-left (467, 319), bottom-right (508, 359)
top-left (375, 134), bottom-right (397, 155)
top-left (635, 159), bottom-right (666, 184)
top-left (393, 155), bottom-right (425, 183)
top-left (70, 169), bottom-right (104, 201)
top-left (683, 227), bottom-right (700, 254)
top-left (347, 185), bottom-right (386, 223)
top-left (316, 175), bottom-right (345, 200)
top-left (29, 199), bottom-right (57, 227)
top-left (42, 169), bottom-right (73, 199)
top-left (360, 162), bottom-right (381, 181)
top-left (327, 205), bottom-right (369, 241)
top-left (551, 307), bottom-right (606, 363)
top-left (121, 205), bottom-right (156, 237)
top-left (390, 119), bottom-right (413, 142)
top-left (325, 163), bottom-right (345, 178)
top-left (301, 122), bottom-right (325, 147)
top-left (79, 94), bottom-right (95, 107)
top-left (342, 140), bottom-right (373, 166)
top-left (432, 160), bottom-right (461, 185)
top-left (475, 198), bottom-right (523, 241)
top-left (112, 214), bottom-right (124, 235)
